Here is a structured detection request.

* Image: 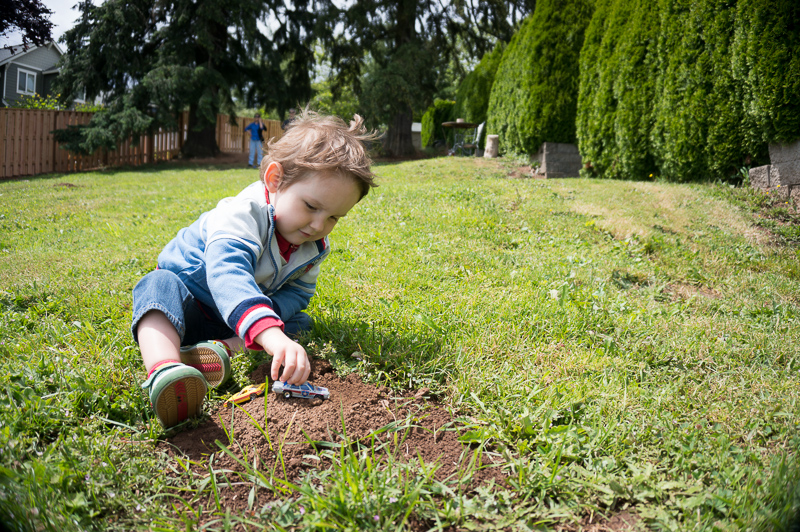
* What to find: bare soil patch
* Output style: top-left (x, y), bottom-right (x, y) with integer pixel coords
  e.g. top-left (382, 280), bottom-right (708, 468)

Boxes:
top-left (666, 282), bottom-right (722, 300)
top-left (164, 359), bottom-right (504, 525)
top-left (166, 151), bottom-right (251, 167)
top-left (507, 164), bottom-right (535, 179)
top-left (559, 511), bottom-right (641, 531)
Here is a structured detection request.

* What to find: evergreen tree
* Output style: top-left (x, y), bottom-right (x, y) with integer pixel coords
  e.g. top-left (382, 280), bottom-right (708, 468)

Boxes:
top-left (54, 0), bottom-right (317, 157)
top-left (578, 0), bottom-right (780, 182)
top-left (733, 0), bottom-right (800, 146)
top-left (454, 42), bottom-right (505, 125)
top-left (577, 0), bottom-right (659, 179)
top-left (487, 0), bottom-right (595, 156)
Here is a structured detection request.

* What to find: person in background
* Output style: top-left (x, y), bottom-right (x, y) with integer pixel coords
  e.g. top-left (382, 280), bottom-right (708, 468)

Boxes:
top-left (281, 108), bottom-right (297, 131)
top-left (245, 114), bottom-right (267, 167)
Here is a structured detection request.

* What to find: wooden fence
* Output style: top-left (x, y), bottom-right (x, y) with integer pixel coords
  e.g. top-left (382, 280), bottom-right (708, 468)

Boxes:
top-left (0, 108), bottom-right (282, 180)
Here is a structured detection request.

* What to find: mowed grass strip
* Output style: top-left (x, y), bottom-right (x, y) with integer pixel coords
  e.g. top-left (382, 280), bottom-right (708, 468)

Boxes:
top-left (0, 158), bottom-right (797, 530)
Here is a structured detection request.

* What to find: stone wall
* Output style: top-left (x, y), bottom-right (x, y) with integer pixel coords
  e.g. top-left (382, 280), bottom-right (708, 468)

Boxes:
top-left (749, 139), bottom-right (800, 200)
top-left (532, 142), bottom-right (582, 178)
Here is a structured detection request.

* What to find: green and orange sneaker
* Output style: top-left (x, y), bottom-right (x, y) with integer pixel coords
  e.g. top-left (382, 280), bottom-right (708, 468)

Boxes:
top-left (141, 361), bottom-right (207, 428)
top-left (179, 340), bottom-right (232, 388)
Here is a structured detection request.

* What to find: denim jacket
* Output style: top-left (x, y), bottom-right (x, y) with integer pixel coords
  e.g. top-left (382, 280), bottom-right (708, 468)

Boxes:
top-left (157, 181), bottom-right (330, 347)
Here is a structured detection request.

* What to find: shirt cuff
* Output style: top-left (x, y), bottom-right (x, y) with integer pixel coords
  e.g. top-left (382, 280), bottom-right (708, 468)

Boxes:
top-left (244, 316), bottom-right (285, 350)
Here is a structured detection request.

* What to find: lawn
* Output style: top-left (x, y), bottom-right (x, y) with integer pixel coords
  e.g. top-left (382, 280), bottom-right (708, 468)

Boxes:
top-left (0, 157), bottom-right (798, 530)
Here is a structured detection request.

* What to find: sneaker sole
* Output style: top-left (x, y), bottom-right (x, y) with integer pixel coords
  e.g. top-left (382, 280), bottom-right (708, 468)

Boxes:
top-left (181, 345), bottom-right (227, 388)
top-left (153, 375), bottom-right (206, 428)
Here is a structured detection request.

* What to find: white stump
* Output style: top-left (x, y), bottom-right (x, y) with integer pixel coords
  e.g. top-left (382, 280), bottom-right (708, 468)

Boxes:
top-left (484, 135), bottom-right (499, 158)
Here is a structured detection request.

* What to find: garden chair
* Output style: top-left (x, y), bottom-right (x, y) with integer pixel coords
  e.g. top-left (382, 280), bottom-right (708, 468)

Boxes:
top-left (460, 122), bottom-right (485, 156)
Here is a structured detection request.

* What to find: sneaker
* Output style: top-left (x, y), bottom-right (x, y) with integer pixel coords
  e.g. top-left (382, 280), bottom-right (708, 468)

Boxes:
top-left (180, 340), bottom-right (232, 388)
top-left (141, 362), bottom-right (207, 428)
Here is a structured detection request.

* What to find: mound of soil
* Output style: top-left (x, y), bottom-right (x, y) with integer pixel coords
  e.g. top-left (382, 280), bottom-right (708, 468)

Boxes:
top-left (164, 360), bottom-right (504, 517)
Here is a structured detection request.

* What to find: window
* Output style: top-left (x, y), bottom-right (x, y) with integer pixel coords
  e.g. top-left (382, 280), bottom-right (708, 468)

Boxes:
top-left (17, 69), bottom-right (36, 95)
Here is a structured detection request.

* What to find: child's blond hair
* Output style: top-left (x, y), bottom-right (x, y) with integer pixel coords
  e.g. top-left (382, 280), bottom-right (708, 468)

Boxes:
top-left (261, 110), bottom-right (378, 198)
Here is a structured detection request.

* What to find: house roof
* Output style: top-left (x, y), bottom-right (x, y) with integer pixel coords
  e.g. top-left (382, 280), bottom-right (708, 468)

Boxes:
top-left (0, 41), bottom-right (64, 68)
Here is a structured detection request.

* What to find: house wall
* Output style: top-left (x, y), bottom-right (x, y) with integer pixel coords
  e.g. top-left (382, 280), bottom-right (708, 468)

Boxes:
top-left (2, 45), bottom-right (62, 106)
top-left (43, 73), bottom-right (59, 98)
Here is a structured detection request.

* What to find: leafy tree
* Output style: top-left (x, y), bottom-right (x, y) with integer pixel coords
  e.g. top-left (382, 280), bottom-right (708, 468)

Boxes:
top-left (309, 78), bottom-right (360, 123)
top-left (0, 0), bottom-right (52, 49)
top-left (54, 0), bottom-right (317, 157)
top-left (453, 42), bottom-right (505, 149)
top-left (318, 0), bottom-right (534, 157)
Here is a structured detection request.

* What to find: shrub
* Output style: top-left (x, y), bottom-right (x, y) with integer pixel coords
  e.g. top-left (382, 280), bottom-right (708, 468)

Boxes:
top-left (487, 0), bottom-right (595, 156)
top-left (577, 0), bottom-right (798, 182)
top-left (650, 0), bottom-right (765, 181)
top-left (455, 42), bottom-right (505, 126)
top-left (10, 94), bottom-right (64, 110)
top-left (577, 0), bottom-right (660, 180)
top-left (420, 99), bottom-right (456, 148)
top-left (733, 0), bottom-right (800, 146)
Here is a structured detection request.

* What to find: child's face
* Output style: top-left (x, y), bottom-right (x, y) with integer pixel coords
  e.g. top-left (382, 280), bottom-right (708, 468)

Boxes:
top-left (271, 172), bottom-right (361, 246)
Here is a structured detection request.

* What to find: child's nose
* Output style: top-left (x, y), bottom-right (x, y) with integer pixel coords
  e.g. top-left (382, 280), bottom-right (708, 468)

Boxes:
top-left (309, 215), bottom-right (325, 232)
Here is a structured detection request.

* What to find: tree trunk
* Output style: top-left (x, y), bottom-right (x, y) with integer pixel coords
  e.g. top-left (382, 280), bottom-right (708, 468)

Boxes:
top-left (383, 106), bottom-right (415, 158)
top-left (181, 104), bottom-right (219, 158)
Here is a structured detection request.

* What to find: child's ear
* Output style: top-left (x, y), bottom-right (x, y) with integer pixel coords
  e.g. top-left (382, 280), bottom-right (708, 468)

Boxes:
top-left (264, 162), bottom-right (283, 193)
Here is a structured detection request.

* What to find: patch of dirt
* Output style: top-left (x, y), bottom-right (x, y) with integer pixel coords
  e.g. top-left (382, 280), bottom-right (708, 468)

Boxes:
top-left (164, 360), bottom-right (504, 524)
top-left (166, 151), bottom-right (251, 167)
top-left (559, 511), bottom-right (642, 532)
top-left (666, 282), bottom-right (721, 300)
top-left (507, 164), bottom-right (535, 179)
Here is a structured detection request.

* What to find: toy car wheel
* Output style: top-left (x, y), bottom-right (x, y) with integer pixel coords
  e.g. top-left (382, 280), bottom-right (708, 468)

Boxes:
top-left (284, 391), bottom-right (291, 399)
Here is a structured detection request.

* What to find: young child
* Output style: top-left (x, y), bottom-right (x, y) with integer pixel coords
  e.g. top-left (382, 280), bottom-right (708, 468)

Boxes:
top-left (131, 110), bottom-right (377, 428)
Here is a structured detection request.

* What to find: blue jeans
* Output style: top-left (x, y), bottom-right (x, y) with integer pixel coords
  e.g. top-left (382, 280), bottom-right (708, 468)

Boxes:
top-left (248, 138), bottom-right (263, 166)
top-left (131, 269), bottom-right (312, 346)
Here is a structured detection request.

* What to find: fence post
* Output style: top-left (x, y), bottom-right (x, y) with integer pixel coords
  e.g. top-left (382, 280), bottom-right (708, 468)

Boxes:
top-left (146, 130), bottom-right (155, 164)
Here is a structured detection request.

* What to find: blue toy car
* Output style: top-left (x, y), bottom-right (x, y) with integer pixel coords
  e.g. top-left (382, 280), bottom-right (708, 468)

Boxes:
top-left (272, 380), bottom-right (330, 400)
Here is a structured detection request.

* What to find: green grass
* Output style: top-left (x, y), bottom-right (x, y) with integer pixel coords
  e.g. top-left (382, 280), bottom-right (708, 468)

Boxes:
top-left (1, 158), bottom-right (799, 530)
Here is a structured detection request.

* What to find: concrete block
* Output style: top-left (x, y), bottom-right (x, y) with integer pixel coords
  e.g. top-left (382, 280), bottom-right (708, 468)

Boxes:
top-left (769, 139), bottom-right (800, 164)
top-left (533, 142), bottom-right (582, 178)
top-left (769, 160), bottom-right (800, 187)
top-left (749, 165), bottom-right (770, 189)
top-left (551, 142), bottom-right (579, 155)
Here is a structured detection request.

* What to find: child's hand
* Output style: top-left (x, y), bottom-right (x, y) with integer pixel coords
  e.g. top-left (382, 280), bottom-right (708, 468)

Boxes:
top-left (255, 327), bottom-right (311, 385)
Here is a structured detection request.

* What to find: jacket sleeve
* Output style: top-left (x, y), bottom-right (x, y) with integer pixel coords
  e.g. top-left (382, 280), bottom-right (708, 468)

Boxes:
top-left (203, 194), bottom-right (282, 345)
top-left (205, 238), bottom-right (283, 342)
top-left (269, 261), bottom-right (322, 319)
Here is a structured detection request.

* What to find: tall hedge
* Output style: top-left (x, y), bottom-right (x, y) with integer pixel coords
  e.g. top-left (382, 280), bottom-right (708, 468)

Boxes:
top-left (487, 0), bottom-right (595, 156)
top-left (454, 42), bottom-right (506, 125)
top-left (577, 0), bottom-right (659, 179)
top-left (420, 99), bottom-right (456, 148)
top-left (650, 0), bottom-right (761, 181)
top-left (733, 0), bottom-right (800, 145)
top-left (578, 0), bottom-right (798, 181)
